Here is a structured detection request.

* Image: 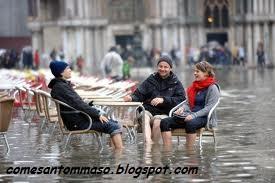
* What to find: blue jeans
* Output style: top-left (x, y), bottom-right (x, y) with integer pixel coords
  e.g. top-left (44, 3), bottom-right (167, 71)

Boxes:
top-left (90, 119), bottom-right (122, 136)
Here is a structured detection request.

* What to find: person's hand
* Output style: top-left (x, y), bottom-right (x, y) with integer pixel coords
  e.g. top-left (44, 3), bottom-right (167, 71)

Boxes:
top-left (150, 97), bottom-right (164, 106)
top-left (123, 95), bottom-right (132, 102)
top-left (184, 115), bottom-right (193, 121)
top-left (99, 115), bottom-right (109, 123)
top-left (174, 107), bottom-right (184, 115)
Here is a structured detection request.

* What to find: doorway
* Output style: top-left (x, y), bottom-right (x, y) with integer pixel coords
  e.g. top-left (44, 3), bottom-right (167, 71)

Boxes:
top-left (115, 35), bottom-right (134, 49)
top-left (206, 33), bottom-right (228, 46)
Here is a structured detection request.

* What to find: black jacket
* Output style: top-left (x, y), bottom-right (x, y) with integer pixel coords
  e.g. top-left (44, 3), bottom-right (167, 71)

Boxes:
top-left (48, 78), bottom-right (100, 130)
top-left (131, 72), bottom-right (185, 115)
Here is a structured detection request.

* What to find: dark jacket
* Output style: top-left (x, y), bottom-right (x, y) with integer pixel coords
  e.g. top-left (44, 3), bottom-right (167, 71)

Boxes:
top-left (48, 78), bottom-right (100, 130)
top-left (131, 72), bottom-right (185, 115)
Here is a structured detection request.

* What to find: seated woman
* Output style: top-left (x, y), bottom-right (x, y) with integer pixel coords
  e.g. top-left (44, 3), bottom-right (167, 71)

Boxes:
top-left (48, 61), bottom-right (123, 149)
top-left (160, 61), bottom-right (220, 148)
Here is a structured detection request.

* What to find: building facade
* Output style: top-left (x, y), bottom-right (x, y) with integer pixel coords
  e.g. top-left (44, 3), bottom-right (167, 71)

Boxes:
top-left (0, 0), bottom-right (31, 51)
top-left (27, 0), bottom-right (275, 73)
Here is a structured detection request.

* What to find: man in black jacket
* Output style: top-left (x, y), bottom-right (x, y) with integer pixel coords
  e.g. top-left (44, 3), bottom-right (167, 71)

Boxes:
top-left (124, 55), bottom-right (185, 144)
top-left (48, 61), bottom-right (123, 149)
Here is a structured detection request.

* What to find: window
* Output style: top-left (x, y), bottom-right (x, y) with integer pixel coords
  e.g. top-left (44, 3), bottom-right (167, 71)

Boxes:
top-left (204, 0), bottom-right (229, 28)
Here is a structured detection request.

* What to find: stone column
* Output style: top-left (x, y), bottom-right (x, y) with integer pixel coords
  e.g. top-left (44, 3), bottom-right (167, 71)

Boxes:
top-left (264, 0), bottom-right (269, 14)
top-left (198, 25), bottom-right (204, 47)
top-left (259, 0), bottom-right (263, 14)
top-left (270, 0), bottom-right (274, 14)
top-left (155, 26), bottom-right (162, 50)
top-left (263, 23), bottom-right (270, 64)
top-left (179, 26), bottom-right (186, 65)
top-left (84, 28), bottom-right (92, 73)
top-left (94, 28), bottom-right (102, 73)
top-left (271, 23), bottom-right (275, 65)
top-left (32, 31), bottom-right (43, 53)
top-left (253, 0), bottom-right (258, 14)
top-left (247, 0), bottom-right (252, 14)
top-left (162, 26), bottom-right (168, 51)
top-left (246, 24), bottom-right (253, 67)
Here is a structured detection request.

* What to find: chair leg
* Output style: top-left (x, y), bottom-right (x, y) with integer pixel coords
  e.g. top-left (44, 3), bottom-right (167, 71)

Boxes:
top-left (3, 134), bottom-right (10, 154)
top-left (130, 127), bottom-right (136, 143)
top-left (177, 136), bottom-right (180, 144)
top-left (50, 121), bottom-right (57, 135)
top-left (213, 130), bottom-right (216, 146)
top-left (64, 133), bottom-right (72, 150)
top-left (199, 133), bottom-right (203, 148)
top-left (96, 133), bottom-right (103, 148)
top-left (124, 126), bottom-right (133, 142)
top-left (40, 118), bottom-right (46, 131)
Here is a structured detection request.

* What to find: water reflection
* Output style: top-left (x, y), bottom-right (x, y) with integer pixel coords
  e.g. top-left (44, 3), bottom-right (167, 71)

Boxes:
top-left (0, 68), bottom-right (275, 182)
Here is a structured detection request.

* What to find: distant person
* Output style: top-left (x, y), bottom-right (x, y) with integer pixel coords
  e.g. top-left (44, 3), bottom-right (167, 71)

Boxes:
top-left (101, 46), bottom-right (123, 81)
top-left (238, 45), bottom-right (245, 66)
top-left (256, 42), bottom-right (265, 68)
top-left (50, 48), bottom-right (57, 61)
top-left (161, 61), bottom-right (220, 148)
top-left (48, 61), bottom-right (123, 149)
top-left (34, 49), bottom-right (40, 70)
top-left (76, 55), bottom-right (85, 75)
top-left (123, 56), bottom-right (185, 144)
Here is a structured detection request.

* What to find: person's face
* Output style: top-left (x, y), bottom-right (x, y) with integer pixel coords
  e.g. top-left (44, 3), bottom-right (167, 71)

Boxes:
top-left (157, 61), bottom-right (172, 78)
top-left (61, 66), bottom-right (72, 79)
top-left (194, 68), bottom-right (208, 81)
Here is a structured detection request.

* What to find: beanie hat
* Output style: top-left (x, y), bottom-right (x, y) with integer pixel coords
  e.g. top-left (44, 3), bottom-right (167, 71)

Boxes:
top-left (157, 55), bottom-right (173, 68)
top-left (49, 61), bottom-right (69, 77)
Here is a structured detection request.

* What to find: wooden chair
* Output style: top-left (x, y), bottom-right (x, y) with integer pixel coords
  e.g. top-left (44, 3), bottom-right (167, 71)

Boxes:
top-left (0, 97), bottom-right (15, 154)
top-left (170, 98), bottom-right (220, 147)
top-left (53, 98), bottom-right (103, 150)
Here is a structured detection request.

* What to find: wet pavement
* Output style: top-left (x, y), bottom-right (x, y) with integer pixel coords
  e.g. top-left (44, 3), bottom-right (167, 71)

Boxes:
top-left (1, 67), bottom-right (275, 182)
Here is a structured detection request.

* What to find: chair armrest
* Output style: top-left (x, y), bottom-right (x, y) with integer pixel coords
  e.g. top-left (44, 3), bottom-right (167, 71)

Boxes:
top-left (169, 100), bottom-right (187, 117)
top-left (53, 99), bottom-right (93, 132)
top-left (206, 98), bottom-right (220, 129)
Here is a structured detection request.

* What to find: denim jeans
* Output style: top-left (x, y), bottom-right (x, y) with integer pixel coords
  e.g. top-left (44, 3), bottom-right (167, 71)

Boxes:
top-left (90, 119), bottom-right (122, 136)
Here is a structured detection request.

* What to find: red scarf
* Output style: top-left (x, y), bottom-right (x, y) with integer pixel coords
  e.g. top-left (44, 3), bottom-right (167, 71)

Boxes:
top-left (187, 77), bottom-right (216, 110)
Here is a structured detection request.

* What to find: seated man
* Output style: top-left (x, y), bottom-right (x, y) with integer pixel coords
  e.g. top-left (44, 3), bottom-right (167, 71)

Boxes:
top-left (124, 55), bottom-right (185, 144)
top-left (48, 61), bottom-right (123, 149)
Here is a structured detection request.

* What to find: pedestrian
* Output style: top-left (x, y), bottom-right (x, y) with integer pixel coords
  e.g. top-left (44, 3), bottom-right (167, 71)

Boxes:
top-left (256, 42), bottom-right (265, 68)
top-left (101, 46), bottom-right (123, 81)
top-left (34, 49), bottom-right (40, 70)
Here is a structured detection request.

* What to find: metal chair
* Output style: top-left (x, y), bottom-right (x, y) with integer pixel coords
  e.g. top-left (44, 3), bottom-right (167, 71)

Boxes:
top-left (53, 98), bottom-right (103, 150)
top-left (0, 97), bottom-right (15, 154)
top-left (170, 98), bottom-right (220, 147)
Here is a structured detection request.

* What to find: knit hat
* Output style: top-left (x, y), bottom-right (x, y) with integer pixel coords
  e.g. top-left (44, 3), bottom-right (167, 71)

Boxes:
top-left (49, 61), bottom-right (69, 77)
top-left (157, 55), bottom-right (173, 68)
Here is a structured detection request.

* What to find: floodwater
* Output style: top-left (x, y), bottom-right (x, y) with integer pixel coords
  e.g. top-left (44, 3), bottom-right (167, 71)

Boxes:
top-left (1, 67), bottom-right (275, 182)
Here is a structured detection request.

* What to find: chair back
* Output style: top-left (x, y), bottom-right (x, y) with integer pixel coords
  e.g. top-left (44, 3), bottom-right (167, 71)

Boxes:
top-left (0, 97), bottom-right (15, 132)
top-left (53, 98), bottom-right (93, 134)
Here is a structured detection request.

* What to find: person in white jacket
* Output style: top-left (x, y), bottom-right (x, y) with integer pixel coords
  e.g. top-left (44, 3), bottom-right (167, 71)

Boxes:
top-left (101, 46), bottom-right (123, 81)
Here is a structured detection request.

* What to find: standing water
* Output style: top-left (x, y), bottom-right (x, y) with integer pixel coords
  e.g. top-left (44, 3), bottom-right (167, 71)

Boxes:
top-left (0, 67), bottom-right (275, 182)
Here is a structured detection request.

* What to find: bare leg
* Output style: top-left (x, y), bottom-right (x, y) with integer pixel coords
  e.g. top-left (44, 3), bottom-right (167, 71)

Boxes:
top-left (152, 118), bottom-right (161, 143)
top-left (111, 134), bottom-right (124, 149)
top-left (143, 113), bottom-right (153, 144)
top-left (161, 131), bottom-right (172, 146)
top-left (186, 133), bottom-right (197, 148)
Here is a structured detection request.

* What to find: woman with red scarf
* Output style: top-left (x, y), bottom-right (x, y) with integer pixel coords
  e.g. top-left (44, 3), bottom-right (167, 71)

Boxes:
top-left (160, 61), bottom-right (220, 148)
